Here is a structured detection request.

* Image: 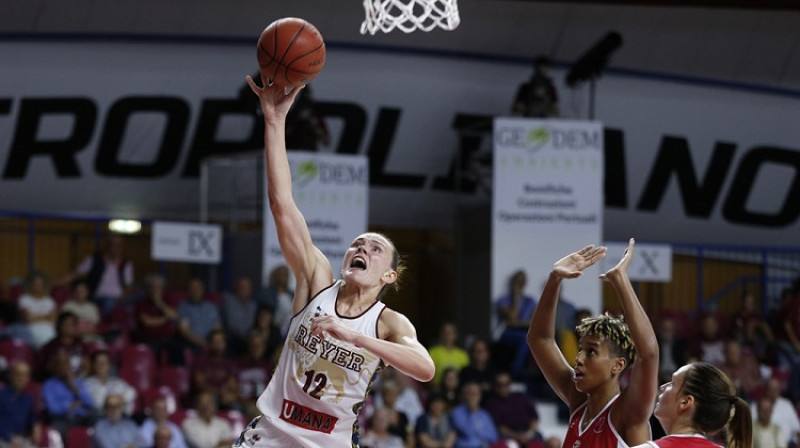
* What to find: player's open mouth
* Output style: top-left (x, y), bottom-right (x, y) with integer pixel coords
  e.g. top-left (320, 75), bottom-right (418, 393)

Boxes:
top-left (350, 257), bottom-right (367, 270)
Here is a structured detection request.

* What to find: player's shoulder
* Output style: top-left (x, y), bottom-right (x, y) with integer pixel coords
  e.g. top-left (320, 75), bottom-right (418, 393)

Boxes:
top-left (377, 306), bottom-right (416, 339)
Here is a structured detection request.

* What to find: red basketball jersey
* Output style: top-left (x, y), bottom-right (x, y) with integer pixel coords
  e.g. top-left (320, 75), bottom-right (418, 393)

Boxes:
top-left (562, 394), bottom-right (627, 448)
top-left (645, 435), bottom-right (723, 448)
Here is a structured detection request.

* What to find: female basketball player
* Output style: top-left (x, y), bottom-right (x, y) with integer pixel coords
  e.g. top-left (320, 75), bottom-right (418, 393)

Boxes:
top-left (633, 362), bottom-right (753, 448)
top-left (527, 239), bottom-right (660, 447)
top-left (234, 76), bottom-right (435, 447)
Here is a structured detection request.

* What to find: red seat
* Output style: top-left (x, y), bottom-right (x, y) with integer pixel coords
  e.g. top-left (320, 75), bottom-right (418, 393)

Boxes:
top-left (205, 291), bottom-right (223, 305)
top-left (7, 283), bottom-right (23, 301)
top-left (157, 365), bottom-right (191, 399)
top-left (218, 409), bottom-right (247, 434)
top-left (50, 285), bottom-right (72, 308)
top-left (109, 305), bottom-right (137, 334)
top-left (24, 380), bottom-right (44, 416)
top-left (772, 366), bottom-right (791, 393)
top-left (65, 426), bottom-right (94, 448)
top-left (118, 344), bottom-right (156, 396)
top-left (37, 424), bottom-right (64, 448)
top-left (0, 338), bottom-right (36, 368)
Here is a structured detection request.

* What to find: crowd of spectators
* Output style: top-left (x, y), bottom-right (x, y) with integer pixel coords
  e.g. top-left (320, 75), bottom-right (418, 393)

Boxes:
top-left (1, 243), bottom-right (800, 447)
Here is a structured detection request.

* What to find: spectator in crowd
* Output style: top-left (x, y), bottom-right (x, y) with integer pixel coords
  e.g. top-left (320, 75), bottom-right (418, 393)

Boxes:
top-left (0, 361), bottom-right (40, 447)
top-left (189, 329), bottom-right (240, 412)
top-left (484, 371), bottom-right (542, 447)
top-left (360, 407), bottom-right (406, 448)
top-left (450, 381), bottom-right (499, 448)
top-left (93, 393), bottom-right (146, 448)
top-left (432, 367), bottom-right (461, 411)
top-left (60, 279), bottom-right (100, 341)
top-left (256, 265), bottom-right (293, 338)
top-left (777, 286), bottom-right (800, 402)
top-left (42, 351), bottom-right (97, 441)
top-left (655, 315), bottom-right (689, 384)
top-left (36, 311), bottom-right (86, 380)
top-left (495, 270), bottom-right (538, 375)
top-left (250, 305), bottom-right (282, 364)
top-left (236, 330), bottom-right (274, 418)
top-left (221, 276), bottom-right (258, 356)
top-left (753, 396), bottom-right (786, 448)
top-left (84, 350), bottom-right (137, 415)
top-left (717, 339), bottom-right (764, 401)
top-left (459, 338), bottom-right (497, 396)
top-left (181, 391), bottom-right (234, 448)
top-left (553, 287), bottom-right (578, 345)
top-left (689, 313), bottom-right (726, 365)
top-left (393, 371), bottom-right (426, 428)
top-left (556, 308), bottom-right (592, 368)
top-left (61, 234), bottom-right (134, 317)
top-left (511, 55), bottom-right (559, 118)
top-left (177, 278), bottom-right (222, 353)
top-left (750, 377), bottom-right (800, 448)
top-left (134, 275), bottom-right (184, 365)
top-left (374, 379), bottom-right (413, 447)
top-left (428, 322), bottom-right (469, 386)
top-left (415, 392), bottom-right (456, 448)
top-left (731, 290), bottom-right (776, 365)
top-left (17, 270), bottom-right (57, 349)
top-left (139, 396), bottom-right (188, 448)
top-left (152, 424), bottom-right (175, 448)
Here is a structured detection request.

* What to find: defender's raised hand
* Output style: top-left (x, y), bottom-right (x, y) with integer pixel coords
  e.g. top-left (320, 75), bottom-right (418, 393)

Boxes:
top-left (552, 244), bottom-right (607, 279)
top-left (600, 237), bottom-right (635, 282)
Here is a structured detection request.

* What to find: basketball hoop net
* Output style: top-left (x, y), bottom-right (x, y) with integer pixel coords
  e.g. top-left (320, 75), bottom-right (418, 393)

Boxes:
top-left (360, 0), bottom-right (460, 34)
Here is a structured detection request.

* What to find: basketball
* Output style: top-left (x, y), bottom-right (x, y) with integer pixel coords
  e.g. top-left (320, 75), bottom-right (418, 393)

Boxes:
top-left (257, 17), bottom-right (326, 88)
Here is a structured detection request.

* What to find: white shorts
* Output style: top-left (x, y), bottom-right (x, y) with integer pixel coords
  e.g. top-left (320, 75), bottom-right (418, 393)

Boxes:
top-left (232, 415), bottom-right (307, 448)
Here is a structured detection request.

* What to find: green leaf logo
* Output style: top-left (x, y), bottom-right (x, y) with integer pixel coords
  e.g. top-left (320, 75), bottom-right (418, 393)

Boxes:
top-left (527, 127), bottom-right (550, 150)
top-left (294, 160), bottom-right (319, 187)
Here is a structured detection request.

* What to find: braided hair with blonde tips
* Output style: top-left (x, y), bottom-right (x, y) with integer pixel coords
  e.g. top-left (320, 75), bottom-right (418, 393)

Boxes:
top-left (575, 312), bottom-right (636, 371)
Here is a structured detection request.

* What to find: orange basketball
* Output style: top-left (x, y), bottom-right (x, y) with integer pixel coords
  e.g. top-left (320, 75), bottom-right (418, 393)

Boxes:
top-left (257, 17), bottom-right (326, 88)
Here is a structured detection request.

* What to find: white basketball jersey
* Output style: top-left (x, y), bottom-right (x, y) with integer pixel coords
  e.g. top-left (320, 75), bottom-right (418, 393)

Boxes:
top-left (256, 280), bottom-right (385, 447)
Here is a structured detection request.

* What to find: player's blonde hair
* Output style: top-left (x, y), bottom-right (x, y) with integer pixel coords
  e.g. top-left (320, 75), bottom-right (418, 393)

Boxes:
top-left (576, 312), bottom-right (635, 370)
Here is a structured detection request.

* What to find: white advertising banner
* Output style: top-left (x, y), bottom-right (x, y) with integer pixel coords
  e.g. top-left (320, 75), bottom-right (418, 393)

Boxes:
top-left (152, 221), bottom-right (222, 264)
top-left (602, 242), bottom-right (672, 283)
top-left (262, 151), bottom-right (368, 286)
top-left (0, 39), bottom-right (799, 246)
top-left (492, 118), bottom-right (604, 324)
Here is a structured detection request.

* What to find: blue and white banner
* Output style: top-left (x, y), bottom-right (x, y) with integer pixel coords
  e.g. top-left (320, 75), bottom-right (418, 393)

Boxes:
top-left (262, 151), bottom-right (368, 286)
top-left (492, 118), bottom-right (604, 328)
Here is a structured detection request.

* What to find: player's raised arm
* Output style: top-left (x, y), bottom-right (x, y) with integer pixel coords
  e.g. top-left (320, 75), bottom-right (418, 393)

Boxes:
top-left (527, 244), bottom-right (607, 410)
top-left (246, 76), bottom-right (332, 304)
top-left (600, 238), bottom-right (659, 438)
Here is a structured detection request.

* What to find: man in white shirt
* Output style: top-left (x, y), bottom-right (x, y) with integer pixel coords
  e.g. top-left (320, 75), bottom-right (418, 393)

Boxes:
top-left (750, 377), bottom-right (800, 447)
top-left (181, 392), bottom-right (233, 448)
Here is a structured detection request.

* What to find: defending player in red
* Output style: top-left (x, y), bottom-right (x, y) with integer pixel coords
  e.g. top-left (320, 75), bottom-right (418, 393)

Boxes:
top-left (633, 362), bottom-right (752, 448)
top-left (527, 239), bottom-right (659, 447)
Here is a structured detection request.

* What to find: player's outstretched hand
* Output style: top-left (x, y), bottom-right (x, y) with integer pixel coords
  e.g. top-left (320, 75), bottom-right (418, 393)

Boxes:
top-left (245, 74), bottom-right (304, 122)
top-left (600, 237), bottom-right (635, 282)
top-left (552, 244), bottom-right (607, 279)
